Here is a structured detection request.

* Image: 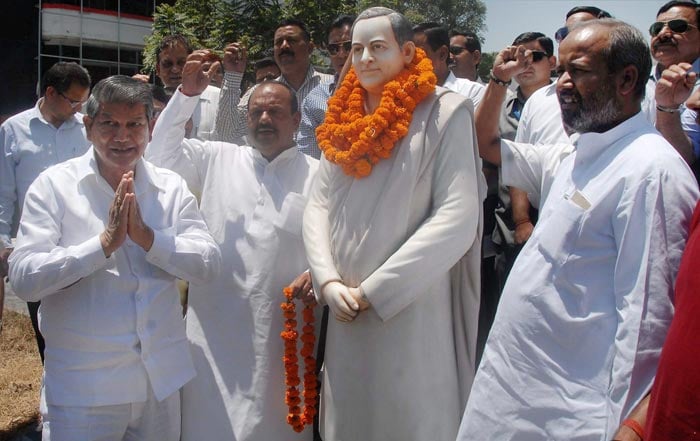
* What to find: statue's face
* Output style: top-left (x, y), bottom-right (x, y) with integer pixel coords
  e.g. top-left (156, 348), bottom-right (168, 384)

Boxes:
top-left (351, 16), bottom-right (412, 96)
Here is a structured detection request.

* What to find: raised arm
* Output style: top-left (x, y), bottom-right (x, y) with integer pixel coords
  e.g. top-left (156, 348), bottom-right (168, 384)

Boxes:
top-left (655, 62), bottom-right (697, 164)
top-left (213, 42), bottom-right (250, 143)
top-left (475, 45), bottom-right (532, 165)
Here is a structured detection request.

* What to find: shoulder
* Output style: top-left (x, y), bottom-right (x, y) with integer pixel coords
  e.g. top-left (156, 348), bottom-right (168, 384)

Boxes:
top-left (2, 107), bottom-right (37, 130)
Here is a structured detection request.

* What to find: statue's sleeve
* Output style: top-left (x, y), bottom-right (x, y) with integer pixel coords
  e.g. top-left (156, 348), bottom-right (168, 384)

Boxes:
top-left (303, 157), bottom-right (341, 300)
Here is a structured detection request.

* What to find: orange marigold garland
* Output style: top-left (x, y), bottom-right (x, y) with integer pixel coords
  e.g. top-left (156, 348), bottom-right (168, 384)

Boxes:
top-left (281, 286), bottom-right (318, 432)
top-left (315, 47), bottom-right (437, 178)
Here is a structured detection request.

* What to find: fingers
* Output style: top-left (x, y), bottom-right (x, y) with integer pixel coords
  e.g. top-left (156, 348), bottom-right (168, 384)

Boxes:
top-left (223, 42), bottom-right (247, 72)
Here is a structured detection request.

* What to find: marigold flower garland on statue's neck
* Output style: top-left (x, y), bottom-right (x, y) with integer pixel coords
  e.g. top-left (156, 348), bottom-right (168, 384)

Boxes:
top-left (280, 286), bottom-right (318, 433)
top-left (316, 47), bottom-right (437, 178)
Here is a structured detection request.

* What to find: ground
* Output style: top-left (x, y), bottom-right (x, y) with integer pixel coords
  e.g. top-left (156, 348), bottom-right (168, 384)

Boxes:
top-left (0, 310), bottom-right (42, 441)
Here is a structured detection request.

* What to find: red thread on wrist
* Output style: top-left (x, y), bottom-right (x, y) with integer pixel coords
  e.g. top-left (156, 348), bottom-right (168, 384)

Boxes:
top-left (622, 419), bottom-right (644, 440)
top-left (515, 219), bottom-right (531, 227)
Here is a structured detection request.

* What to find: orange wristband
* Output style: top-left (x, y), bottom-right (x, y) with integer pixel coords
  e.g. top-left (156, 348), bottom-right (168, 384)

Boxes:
top-left (515, 218), bottom-right (531, 227)
top-left (622, 419), bottom-right (644, 440)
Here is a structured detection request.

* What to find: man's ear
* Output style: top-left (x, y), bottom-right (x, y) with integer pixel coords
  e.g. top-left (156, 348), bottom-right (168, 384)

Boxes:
top-left (402, 41), bottom-right (416, 66)
top-left (437, 45), bottom-right (449, 64)
top-left (617, 65), bottom-right (639, 98)
top-left (83, 115), bottom-right (93, 142)
top-left (548, 56), bottom-right (557, 70)
top-left (472, 49), bottom-right (482, 66)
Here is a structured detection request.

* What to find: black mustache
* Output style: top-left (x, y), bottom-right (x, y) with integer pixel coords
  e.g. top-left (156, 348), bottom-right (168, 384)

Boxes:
top-left (279, 49), bottom-right (295, 57)
top-left (653, 35), bottom-right (676, 49)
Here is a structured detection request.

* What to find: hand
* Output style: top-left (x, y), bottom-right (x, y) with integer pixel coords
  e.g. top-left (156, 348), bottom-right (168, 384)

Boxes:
top-left (100, 173), bottom-right (131, 257)
top-left (132, 73), bottom-right (150, 83)
top-left (322, 281), bottom-right (359, 322)
top-left (181, 50), bottom-right (219, 97)
top-left (223, 42), bottom-right (247, 74)
top-left (514, 220), bottom-right (534, 244)
top-left (0, 247), bottom-right (12, 278)
top-left (349, 286), bottom-right (370, 311)
top-left (611, 424), bottom-right (643, 441)
top-left (656, 62), bottom-right (697, 108)
top-left (288, 270), bottom-right (315, 305)
top-left (492, 45), bottom-right (533, 83)
top-left (125, 177), bottom-right (154, 252)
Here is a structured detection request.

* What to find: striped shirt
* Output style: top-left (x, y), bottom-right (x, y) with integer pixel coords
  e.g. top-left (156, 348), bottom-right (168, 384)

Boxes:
top-left (297, 77), bottom-right (337, 159)
top-left (214, 65), bottom-right (332, 144)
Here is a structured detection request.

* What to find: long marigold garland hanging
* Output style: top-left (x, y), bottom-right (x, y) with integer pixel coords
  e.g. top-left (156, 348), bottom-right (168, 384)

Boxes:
top-left (280, 286), bottom-right (318, 433)
top-left (315, 47), bottom-right (437, 178)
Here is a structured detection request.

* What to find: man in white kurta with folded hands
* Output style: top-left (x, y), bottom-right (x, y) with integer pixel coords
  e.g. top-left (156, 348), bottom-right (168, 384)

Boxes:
top-left (303, 7), bottom-right (485, 441)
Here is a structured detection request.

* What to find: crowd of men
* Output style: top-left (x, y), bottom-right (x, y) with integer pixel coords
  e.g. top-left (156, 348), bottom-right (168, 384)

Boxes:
top-left (1, 1), bottom-right (700, 440)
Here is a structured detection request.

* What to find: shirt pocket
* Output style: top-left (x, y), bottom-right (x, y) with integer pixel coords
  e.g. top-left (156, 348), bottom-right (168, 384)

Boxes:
top-left (273, 192), bottom-right (307, 236)
top-left (536, 196), bottom-right (585, 267)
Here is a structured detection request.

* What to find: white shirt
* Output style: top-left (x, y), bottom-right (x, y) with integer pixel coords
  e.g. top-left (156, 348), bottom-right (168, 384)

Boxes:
top-left (8, 149), bottom-right (221, 407)
top-left (443, 71), bottom-right (485, 109)
top-left (515, 82), bottom-right (569, 145)
top-left (458, 112), bottom-right (699, 440)
top-left (191, 84), bottom-right (220, 141)
top-left (0, 100), bottom-right (89, 247)
top-left (147, 89), bottom-right (319, 440)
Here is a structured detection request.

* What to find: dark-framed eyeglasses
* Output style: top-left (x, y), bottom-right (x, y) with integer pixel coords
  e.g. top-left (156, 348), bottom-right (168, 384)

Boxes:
top-left (327, 41), bottom-right (351, 55)
top-left (58, 91), bottom-right (86, 110)
top-left (555, 26), bottom-right (569, 43)
top-left (449, 46), bottom-right (470, 56)
top-left (649, 19), bottom-right (698, 37)
top-left (531, 51), bottom-right (549, 62)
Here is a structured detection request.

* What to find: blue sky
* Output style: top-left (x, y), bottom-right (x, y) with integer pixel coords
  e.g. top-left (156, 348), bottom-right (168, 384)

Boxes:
top-left (482, 0), bottom-right (665, 53)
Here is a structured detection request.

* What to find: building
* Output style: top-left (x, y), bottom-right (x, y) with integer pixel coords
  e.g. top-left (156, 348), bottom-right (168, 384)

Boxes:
top-left (2, 0), bottom-right (173, 120)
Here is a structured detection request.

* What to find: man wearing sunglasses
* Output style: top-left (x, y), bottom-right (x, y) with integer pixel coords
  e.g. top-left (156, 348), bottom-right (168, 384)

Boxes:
top-left (297, 14), bottom-right (356, 159)
top-left (449, 31), bottom-right (482, 83)
top-left (0, 61), bottom-right (90, 362)
top-left (649, 0), bottom-right (700, 165)
top-left (216, 19), bottom-right (332, 145)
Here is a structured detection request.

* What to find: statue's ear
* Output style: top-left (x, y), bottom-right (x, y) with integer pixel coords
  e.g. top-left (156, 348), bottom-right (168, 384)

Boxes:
top-left (401, 41), bottom-right (416, 66)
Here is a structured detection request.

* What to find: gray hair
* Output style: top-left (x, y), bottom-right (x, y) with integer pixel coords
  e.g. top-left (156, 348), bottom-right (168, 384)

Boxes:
top-left (571, 19), bottom-right (652, 102)
top-left (353, 7), bottom-right (414, 46)
top-left (85, 75), bottom-right (154, 121)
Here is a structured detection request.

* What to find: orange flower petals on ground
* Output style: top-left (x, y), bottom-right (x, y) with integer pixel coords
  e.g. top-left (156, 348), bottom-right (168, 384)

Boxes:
top-left (316, 48), bottom-right (437, 178)
top-left (280, 286), bottom-right (318, 433)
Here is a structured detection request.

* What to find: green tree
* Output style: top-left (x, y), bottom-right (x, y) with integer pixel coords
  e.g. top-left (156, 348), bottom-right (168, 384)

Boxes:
top-left (477, 51), bottom-right (497, 82)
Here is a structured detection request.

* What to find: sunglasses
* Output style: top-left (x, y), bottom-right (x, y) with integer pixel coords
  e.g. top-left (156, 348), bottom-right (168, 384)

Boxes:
top-left (327, 41), bottom-right (351, 55)
top-left (531, 51), bottom-right (549, 62)
top-left (649, 19), bottom-right (698, 36)
top-left (58, 91), bottom-right (86, 110)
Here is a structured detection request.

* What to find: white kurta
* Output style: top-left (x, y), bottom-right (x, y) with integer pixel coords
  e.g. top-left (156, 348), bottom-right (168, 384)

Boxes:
top-left (147, 90), bottom-right (319, 441)
top-left (303, 88), bottom-right (486, 441)
top-left (458, 112), bottom-right (699, 440)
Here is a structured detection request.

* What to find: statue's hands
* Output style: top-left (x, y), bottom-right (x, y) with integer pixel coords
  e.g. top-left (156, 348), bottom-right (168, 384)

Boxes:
top-left (322, 281), bottom-right (359, 322)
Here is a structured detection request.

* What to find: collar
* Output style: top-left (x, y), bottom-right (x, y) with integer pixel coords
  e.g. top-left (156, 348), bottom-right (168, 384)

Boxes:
top-left (443, 71), bottom-right (460, 88)
top-left (250, 144), bottom-right (299, 168)
top-left (76, 147), bottom-right (160, 196)
top-left (278, 64), bottom-right (318, 92)
top-left (573, 111), bottom-right (650, 162)
top-left (31, 98), bottom-right (84, 129)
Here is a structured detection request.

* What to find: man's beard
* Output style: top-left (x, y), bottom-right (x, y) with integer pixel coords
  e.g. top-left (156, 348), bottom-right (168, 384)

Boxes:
top-left (561, 83), bottom-right (623, 134)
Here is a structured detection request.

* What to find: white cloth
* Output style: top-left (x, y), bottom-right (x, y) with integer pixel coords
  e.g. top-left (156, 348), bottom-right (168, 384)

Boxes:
top-left (147, 89), bottom-right (319, 441)
top-left (0, 100), bottom-right (89, 247)
top-left (41, 380), bottom-right (181, 441)
top-left (443, 71), bottom-right (485, 108)
top-left (9, 149), bottom-right (221, 407)
top-left (458, 112), bottom-right (699, 440)
top-left (514, 82), bottom-right (569, 145)
top-left (191, 84), bottom-right (221, 141)
top-left (303, 88), bottom-right (486, 441)
top-left (500, 141), bottom-right (574, 209)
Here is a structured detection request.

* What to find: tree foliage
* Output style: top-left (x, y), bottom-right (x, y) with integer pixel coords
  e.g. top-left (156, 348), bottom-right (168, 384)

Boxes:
top-left (142, 0), bottom-right (487, 73)
top-left (478, 51), bottom-right (497, 83)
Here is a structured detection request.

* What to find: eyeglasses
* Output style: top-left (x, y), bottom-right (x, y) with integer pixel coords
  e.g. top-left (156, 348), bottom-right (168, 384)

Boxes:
top-left (531, 51), bottom-right (549, 62)
top-left (555, 26), bottom-right (569, 43)
top-left (327, 41), bottom-right (351, 55)
top-left (649, 19), bottom-right (698, 36)
top-left (449, 46), bottom-right (471, 56)
top-left (58, 91), bottom-right (86, 110)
